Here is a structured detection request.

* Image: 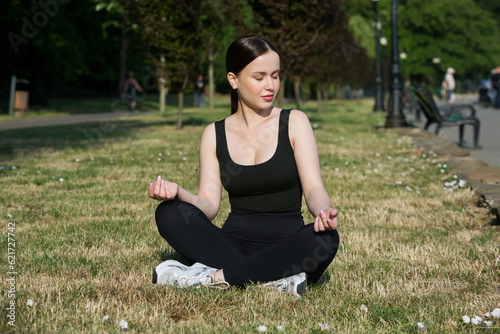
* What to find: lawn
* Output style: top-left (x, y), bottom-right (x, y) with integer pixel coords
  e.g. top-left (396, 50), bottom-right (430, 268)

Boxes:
top-left (0, 98), bottom-right (498, 333)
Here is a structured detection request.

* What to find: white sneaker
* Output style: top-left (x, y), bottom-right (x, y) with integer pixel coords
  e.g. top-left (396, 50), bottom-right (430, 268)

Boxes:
top-left (176, 264), bottom-right (229, 289)
top-left (152, 260), bottom-right (188, 285)
top-left (260, 272), bottom-right (307, 299)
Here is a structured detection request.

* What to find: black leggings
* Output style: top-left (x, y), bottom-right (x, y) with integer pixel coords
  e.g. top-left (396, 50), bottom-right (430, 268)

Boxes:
top-left (155, 200), bottom-right (339, 286)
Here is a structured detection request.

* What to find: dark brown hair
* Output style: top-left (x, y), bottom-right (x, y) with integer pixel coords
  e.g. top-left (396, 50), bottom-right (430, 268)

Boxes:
top-left (225, 36), bottom-right (278, 114)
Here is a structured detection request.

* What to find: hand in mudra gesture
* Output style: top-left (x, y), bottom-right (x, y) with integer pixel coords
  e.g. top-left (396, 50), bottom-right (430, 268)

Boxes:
top-left (148, 176), bottom-right (179, 202)
top-left (313, 208), bottom-right (338, 232)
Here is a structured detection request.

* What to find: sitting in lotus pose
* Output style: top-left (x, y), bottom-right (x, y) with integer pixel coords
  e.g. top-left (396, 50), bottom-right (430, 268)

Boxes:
top-left (148, 35), bottom-right (339, 298)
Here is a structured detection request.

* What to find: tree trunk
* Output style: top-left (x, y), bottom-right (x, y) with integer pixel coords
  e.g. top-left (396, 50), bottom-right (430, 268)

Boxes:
top-left (323, 88), bottom-right (329, 112)
top-left (176, 91), bottom-right (183, 130)
top-left (118, 19), bottom-right (127, 97)
top-left (159, 55), bottom-right (167, 114)
top-left (293, 77), bottom-right (301, 110)
top-left (317, 87), bottom-right (322, 113)
top-left (208, 46), bottom-right (215, 111)
top-left (176, 74), bottom-right (190, 130)
top-left (278, 75), bottom-right (286, 108)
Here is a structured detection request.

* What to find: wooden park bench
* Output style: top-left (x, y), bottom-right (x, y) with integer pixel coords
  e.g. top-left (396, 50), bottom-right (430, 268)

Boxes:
top-left (413, 85), bottom-right (481, 149)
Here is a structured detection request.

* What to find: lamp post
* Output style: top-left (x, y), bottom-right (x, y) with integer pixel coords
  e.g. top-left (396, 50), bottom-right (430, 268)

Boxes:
top-left (372, 0), bottom-right (384, 111)
top-left (432, 56), bottom-right (441, 98)
top-left (400, 51), bottom-right (407, 94)
top-left (385, 0), bottom-right (408, 128)
top-left (380, 35), bottom-right (388, 110)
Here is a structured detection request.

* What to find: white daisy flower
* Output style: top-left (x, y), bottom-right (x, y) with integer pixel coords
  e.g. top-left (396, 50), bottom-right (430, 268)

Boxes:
top-left (119, 319), bottom-right (128, 329)
top-left (462, 315), bottom-right (470, 324)
top-left (59, 178), bottom-right (64, 182)
top-left (319, 323), bottom-right (330, 331)
top-left (417, 322), bottom-right (425, 329)
top-left (26, 299), bottom-right (34, 307)
top-left (360, 304), bottom-right (368, 312)
top-left (484, 321), bottom-right (493, 327)
top-left (491, 308), bottom-right (500, 318)
top-left (257, 325), bottom-right (268, 332)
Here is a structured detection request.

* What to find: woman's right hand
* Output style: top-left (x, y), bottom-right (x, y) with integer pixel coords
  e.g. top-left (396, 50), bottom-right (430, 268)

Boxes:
top-left (148, 176), bottom-right (179, 201)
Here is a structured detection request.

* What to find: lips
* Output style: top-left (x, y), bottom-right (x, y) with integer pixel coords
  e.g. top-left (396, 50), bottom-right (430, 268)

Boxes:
top-left (262, 95), bottom-right (274, 102)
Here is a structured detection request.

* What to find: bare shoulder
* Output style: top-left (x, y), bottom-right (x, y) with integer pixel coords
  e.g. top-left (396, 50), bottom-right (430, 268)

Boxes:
top-left (288, 109), bottom-right (312, 132)
top-left (288, 109), bottom-right (315, 148)
top-left (200, 122), bottom-right (217, 148)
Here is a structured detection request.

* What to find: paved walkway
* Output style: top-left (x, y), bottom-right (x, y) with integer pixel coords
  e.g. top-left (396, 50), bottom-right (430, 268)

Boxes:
top-left (402, 94), bottom-right (500, 224)
top-left (0, 111), bottom-right (155, 132)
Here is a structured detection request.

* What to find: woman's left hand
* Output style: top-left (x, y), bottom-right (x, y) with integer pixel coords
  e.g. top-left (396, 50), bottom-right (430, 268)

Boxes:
top-left (314, 208), bottom-right (338, 232)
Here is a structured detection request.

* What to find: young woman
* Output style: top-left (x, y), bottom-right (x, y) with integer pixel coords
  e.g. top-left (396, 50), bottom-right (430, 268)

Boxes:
top-left (148, 36), bottom-right (339, 298)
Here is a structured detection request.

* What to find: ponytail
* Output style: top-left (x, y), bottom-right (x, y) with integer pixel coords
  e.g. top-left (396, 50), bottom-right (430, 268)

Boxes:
top-left (230, 89), bottom-right (238, 114)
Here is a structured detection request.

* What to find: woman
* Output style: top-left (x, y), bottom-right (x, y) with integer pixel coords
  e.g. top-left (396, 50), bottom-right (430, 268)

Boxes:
top-left (148, 36), bottom-right (339, 298)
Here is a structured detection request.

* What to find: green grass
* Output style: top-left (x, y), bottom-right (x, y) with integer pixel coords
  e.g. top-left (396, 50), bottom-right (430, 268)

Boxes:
top-left (1, 98), bottom-right (499, 333)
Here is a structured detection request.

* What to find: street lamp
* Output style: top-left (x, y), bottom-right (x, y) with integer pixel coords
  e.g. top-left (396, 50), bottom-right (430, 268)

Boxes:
top-left (371, 0), bottom-right (384, 111)
top-left (432, 56), bottom-right (441, 98)
top-left (385, 0), bottom-right (408, 128)
top-left (380, 35), bottom-right (388, 110)
top-left (400, 51), bottom-right (407, 93)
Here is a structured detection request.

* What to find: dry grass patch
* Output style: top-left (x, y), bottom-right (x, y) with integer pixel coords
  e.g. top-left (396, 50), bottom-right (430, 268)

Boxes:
top-left (1, 100), bottom-right (499, 333)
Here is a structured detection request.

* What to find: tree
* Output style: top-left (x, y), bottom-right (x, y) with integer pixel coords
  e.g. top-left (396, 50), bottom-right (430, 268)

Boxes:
top-left (93, 0), bottom-right (131, 97)
top-left (247, 0), bottom-right (366, 112)
top-left (197, 0), bottom-right (244, 110)
top-left (347, 0), bottom-right (500, 83)
top-left (1, 0), bottom-right (121, 105)
top-left (130, 0), bottom-right (204, 128)
top-left (398, 0), bottom-right (500, 81)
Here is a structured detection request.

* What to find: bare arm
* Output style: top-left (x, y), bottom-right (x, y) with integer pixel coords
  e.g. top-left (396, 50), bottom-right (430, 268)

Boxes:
top-left (289, 110), bottom-right (338, 232)
top-left (149, 123), bottom-right (222, 220)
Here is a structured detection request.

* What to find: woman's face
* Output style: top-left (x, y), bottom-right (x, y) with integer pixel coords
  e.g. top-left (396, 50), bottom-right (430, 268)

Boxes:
top-left (230, 51), bottom-right (280, 112)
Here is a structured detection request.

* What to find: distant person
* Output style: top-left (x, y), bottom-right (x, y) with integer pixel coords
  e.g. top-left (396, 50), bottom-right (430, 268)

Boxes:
top-left (444, 67), bottom-right (456, 104)
top-left (491, 66), bottom-right (500, 108)
top-left (194, 74), bottom-right (205, 107)
top-left (122, 71), bottom-right (143, 111)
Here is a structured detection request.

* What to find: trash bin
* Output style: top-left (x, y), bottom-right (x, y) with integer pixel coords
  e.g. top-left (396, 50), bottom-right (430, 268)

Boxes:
top-left (14, 90), bottom-right (29, 110)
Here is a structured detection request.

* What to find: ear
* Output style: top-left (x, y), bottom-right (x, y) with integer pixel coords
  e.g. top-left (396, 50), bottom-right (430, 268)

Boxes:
top-left (227, 72), bottom-right (238, 90)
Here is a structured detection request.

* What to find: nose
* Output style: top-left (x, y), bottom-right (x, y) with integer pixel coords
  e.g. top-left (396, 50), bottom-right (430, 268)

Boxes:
top-left (265, 76), bottom-right (276, 91)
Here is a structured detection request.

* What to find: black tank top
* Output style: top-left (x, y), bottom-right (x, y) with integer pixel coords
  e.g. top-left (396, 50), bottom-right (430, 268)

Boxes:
top-left (215, 109), bottom-right (302, 214)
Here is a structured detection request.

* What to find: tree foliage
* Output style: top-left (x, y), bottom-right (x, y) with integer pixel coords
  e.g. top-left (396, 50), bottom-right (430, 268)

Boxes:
top-left (1, 0), bottom-right (124, 105)
top-left (246, 0), bottom-right (370, 111)
top-left (347, 0), bottom-right (500, 83)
